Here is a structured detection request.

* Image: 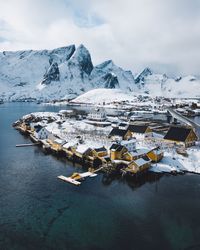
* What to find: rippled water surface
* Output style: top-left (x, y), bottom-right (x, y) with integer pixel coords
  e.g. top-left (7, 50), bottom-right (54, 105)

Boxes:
top-left (0, 103), bottom-right (200, 250)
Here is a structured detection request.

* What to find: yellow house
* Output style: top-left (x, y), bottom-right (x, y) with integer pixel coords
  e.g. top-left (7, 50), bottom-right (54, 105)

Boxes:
top-left (146, 148), bottom-right (164, 162)
top-left (122, 148), bottom-right (149, 161)
top-left (19, 122), bottom-right (31, 134)
top-left (62, 141), bottom-right (78, 156)
top-left (48, 138), bottom-right (66, 152)
top-left (127, 158), bottom-right (151, 174)
top-left (93, 147), bottom-right (108, 158)
top-left (164, 126), bottom-right (198, 147)
top-left (110, 144), bottom-right (127, 160)
top-left (74, 144), bottom-right (92, 159)
top-left (134, 158), bottom-right (151, 172)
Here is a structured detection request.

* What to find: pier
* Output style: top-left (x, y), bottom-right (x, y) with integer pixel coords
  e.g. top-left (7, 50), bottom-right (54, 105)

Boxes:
top-left (16, 143), bottom-right (40, 147)
top-left (57, 175), bottom-right (81, 186)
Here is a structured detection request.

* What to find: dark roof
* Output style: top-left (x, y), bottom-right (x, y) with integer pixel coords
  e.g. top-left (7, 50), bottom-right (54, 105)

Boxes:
top-left (94, 146), bottom-right (107, 152)
top-left (128, 124), bottom-right (148, 134)
top-left (109, 128), bottom-right (128, 137)
top-left (119, 123), bottom-right (128, 127)
top-left (34, 124), bottom-right (43, 133)
top-left (103, 156), bottom-right (111, 162)
top-left (164, 126), bottom-right (194, 142)
top-left (110, 143), bottom-right (124, 152)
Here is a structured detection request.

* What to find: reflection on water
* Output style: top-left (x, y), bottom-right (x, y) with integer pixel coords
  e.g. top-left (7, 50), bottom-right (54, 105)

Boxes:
top-left (1, 103), bottom-right (200, 250)
top-left (101, 172), bottom-right (163, 190)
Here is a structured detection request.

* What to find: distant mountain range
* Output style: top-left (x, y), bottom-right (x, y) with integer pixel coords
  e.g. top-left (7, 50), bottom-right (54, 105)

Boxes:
top-left (0, 44), bottom-right (199, 101)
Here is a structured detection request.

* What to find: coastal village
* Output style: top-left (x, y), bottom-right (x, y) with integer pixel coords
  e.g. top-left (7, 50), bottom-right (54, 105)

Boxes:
top-left (13, 95), bottom-right (200, 185)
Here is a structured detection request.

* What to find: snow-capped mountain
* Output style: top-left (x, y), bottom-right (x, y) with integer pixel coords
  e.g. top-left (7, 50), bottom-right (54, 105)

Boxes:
top-left (90, 60), bottom-right (136, 91)
top-left (135, 68), bottom-right (200, 97)
top-left (0, 44), bottom-right (136, 101)
top-left (0, 44), bottom-right (199, 101)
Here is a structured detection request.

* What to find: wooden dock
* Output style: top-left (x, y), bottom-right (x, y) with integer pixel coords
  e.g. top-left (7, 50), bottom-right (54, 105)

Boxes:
top-left (16, 143), bottom-right (40, 147)
top-left (57, 170), bottom-right (99, 186)
top-left (57, 175), bottom-right (81, 186)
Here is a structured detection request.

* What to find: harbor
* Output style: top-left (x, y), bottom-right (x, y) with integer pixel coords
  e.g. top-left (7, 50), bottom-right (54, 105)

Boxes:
top-left (1, 102), bottom-right (200, 250)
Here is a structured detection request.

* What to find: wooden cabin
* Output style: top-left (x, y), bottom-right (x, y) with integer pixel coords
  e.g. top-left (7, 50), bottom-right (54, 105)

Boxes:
top-left (19, 122), bottom-right (31, 133)
top-left (125, 158), bottom-right (151, 174)
top-left (62, 141), bottom-right (78, 156)
top-left (74, 145), bottom-right (92, 159)
top-left (50, 138), bottom-right (66, 152)
top-left (123, 148), bottom-right (149, 161)
top-left (128, 124), bottom-right (152, 139)
top-left (164, 126), bottom-right (198, 147)
top-left (93, 147), bottom-right (108, 158)
top-left (110, 144), bottom-right (127, 160)
top-left (109, 128), bottom-right (132, 141)
top-left (146, 148), bottom-right (164, 162)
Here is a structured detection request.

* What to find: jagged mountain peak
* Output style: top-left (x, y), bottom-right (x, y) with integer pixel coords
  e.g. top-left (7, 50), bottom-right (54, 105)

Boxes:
top-left (136, 67), bottom-right (152, 78)
top-left (68, 44), bottom-right (93, 75)
top-left (96, 60), bottom-right (114, 69)
top-left (135, 67), bottom-right (153, 84)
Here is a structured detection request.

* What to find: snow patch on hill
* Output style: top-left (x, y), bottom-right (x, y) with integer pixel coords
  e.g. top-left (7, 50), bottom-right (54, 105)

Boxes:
top-left (71, 88), bottom-right (136, 104)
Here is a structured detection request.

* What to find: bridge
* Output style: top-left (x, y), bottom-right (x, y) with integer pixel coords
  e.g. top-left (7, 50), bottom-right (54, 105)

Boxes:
top-left (167, 107), bottom-right (200, 138)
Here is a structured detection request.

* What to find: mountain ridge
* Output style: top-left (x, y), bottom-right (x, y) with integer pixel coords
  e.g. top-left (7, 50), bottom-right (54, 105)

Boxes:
top-left (0, 44), bottom-right (199, 101)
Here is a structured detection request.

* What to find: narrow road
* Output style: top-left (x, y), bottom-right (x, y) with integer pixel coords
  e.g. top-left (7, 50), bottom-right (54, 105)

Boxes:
top-left (167, 107), bottom-right (200, 138)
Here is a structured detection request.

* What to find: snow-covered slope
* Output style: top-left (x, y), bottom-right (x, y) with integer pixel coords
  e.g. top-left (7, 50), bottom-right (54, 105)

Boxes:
top-left (0, 44), bottom-right (136, 101)
top-left (71, 88), bottom-right (136, 104)
top-left (0, 44), bottom-right (199, 101)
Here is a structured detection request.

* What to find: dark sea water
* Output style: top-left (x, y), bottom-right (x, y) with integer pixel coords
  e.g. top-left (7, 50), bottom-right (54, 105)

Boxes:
top-left (1, 103), bottom-right (200, 250)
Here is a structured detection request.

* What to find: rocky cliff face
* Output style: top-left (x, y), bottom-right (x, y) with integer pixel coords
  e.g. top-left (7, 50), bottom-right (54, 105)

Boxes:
top-left (42, 62), bottom-right (60, 85)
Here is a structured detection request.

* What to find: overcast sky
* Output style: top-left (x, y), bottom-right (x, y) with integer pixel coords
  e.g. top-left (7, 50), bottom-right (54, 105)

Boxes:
top-left (0, 0), bottom-right (200, 76)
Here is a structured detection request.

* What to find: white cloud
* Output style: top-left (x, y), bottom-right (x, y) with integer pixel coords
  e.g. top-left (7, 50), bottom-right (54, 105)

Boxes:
top-left (0, 0), bottom-right (200, 76)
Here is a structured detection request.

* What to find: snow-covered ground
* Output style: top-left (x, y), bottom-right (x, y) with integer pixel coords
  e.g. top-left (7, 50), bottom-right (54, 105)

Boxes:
top-left (150, 148), bottom-right (200, 174)
top-left (71, 88), bottom-right (137, 104)
top-left (21, 111), bottom-right (200, 175)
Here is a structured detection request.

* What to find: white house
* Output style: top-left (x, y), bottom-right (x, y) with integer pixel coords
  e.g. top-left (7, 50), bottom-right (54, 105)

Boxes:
top-left (87, 107), bottom-right (107, 121)
top-left (34, 125), bottom-right (50, 140)
top-left (120, 139), bottom-right (136, 152)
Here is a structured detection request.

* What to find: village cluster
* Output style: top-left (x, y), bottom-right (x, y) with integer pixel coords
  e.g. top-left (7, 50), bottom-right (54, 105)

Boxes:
top-left (13, 103), bottom-right (200, 184)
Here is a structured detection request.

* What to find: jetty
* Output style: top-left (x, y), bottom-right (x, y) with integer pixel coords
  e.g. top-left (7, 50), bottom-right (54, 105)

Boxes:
top-left (57, 171), bottom-right (98, 186)
top-left (57, 175), bottom-right (81, 186)
top-left (16, 143), bottom-right (40, 147)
